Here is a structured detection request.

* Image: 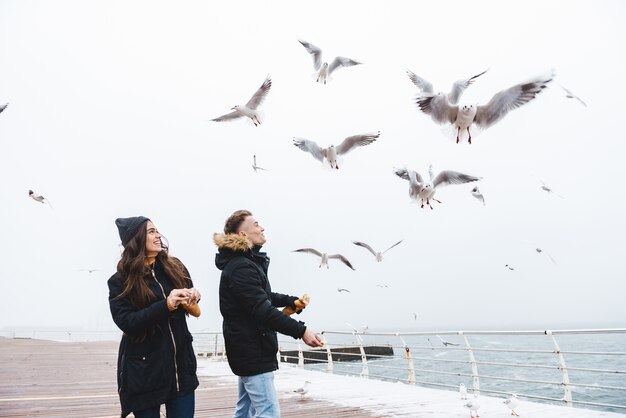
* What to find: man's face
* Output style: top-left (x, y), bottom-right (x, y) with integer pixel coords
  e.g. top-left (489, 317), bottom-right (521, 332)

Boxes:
top-left (238, 215), bottom-right (266, 246)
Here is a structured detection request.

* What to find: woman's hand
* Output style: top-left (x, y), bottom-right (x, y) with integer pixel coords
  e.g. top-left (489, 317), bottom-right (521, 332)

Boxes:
top-left (167, 288), bottom-right (193, 310)
top-left (187, 287), bottom-right (202, 304)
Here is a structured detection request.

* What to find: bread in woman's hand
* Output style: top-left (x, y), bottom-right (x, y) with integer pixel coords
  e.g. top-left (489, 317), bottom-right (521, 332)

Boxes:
top-left (182, 300), bottom-right (201, 317)
top-left (282, 294), bottom-right (310, 316)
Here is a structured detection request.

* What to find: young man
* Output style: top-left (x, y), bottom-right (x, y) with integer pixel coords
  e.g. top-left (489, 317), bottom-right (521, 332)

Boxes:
top-left (214, 210), bottom-right (323, 418)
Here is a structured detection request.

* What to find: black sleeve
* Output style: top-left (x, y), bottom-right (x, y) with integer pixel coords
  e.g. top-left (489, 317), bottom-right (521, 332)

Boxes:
top-left (270, 292), bottom-right (298, 308)
top-left (108, 274), bottom-right (170, 335)
top-left (228, 265), bottom-right (306, 339)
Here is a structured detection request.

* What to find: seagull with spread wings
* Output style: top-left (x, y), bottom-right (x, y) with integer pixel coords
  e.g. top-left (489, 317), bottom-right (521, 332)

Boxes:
top-left (252, 155), bottom-right (267, 172)
top-left (352, 239), bottom-right (403, 262)
top-left (0, 103), bottom-right (8, 114)
top-left (28, 189), bottom-right (53, 208)
top-left (298, 40), bottom-right (362, 84)
top-left (292, 248), bottom-right (355, 270)
top-left (394, 166), bottom-right (481, 209)
top-left (293, 131), bottom-right (379, 170)
top-left (415, 70), bottom-right (554, 144)
top-left (406, 69), bottom-right (487, 104)
top-left (560, 85), bottom-right (587, 107)
top-left (210, 76), bottom-right (272, 126)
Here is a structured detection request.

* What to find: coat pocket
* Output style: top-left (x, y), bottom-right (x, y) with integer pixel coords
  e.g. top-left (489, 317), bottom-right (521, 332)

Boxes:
top-left (125, 348), bottom-right (171, 396)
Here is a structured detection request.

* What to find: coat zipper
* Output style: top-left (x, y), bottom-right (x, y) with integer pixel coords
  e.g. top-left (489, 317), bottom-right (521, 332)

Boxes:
top-left (151, 268), bottom-right (180, 392)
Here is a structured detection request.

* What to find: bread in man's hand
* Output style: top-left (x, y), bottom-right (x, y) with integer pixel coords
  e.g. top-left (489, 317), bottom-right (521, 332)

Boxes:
top-left (282, 294), bottom-right (310, 316)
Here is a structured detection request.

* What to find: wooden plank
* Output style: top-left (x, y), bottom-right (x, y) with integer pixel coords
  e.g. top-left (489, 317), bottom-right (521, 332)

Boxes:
top-left (0, 337), bottom-right (383, 417)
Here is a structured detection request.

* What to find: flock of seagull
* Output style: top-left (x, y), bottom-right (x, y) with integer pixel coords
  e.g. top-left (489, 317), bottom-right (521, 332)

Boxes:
top-left (460, 384), bottom-right (521, 417)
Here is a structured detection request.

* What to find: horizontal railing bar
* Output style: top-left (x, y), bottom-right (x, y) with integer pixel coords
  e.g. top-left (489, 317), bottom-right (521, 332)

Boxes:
top-left (321, 328), bottom-right (626, 336)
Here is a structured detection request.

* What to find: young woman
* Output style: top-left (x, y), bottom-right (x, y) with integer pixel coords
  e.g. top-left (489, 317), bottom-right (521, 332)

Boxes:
top-left (108, 216), bottom-right (200, 418)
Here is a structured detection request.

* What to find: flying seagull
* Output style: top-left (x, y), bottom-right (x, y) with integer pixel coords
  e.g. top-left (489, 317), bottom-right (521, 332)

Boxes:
top-left (0, 103), bottom-right (8, 114)
top-left (28, 190), bottom-right (53, 208)
top-left (252, 155), bottom-right (267, 172)
top-left (292, 248), bottom-right (355, 270)
top-left (352, 239), bottom-right (403, 262)
top-left (504, 394), bottom-right (520, 416)
top-left (394, 166), bottom-right (481, 209)
top-left (211, 76), bottom-right (272, 126)
top-left (293, 131), bottom-right (379, 170)
top-left (298, 40), bottom-right (362, 84)
top-left (505, 264), bottom-right (515, 271)
top-left (560, 85), bottom-right (587, 107)
top-left (79, 269), bottom-right (99, 273)
top-left (536, 247), bottom-right (557, 265)
top-left (293, 381), bottom-right (311, 400)
top-left (415, 70), bottom-right (554, 144)
top-left (406, 69), bottom-right (488, 104)
top-left (471, 186), bottom-right (485, 206)
top-left (437, 335), bottom-right (460, 347)
top-left (539, 180), bottom-right (564, 198)
top-left (337, 288), bottom-right (351, 293)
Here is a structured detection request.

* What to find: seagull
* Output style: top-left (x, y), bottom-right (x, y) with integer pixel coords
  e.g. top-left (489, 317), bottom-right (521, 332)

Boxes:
top-left (539, 180), bottom-right (564, 198)
top-left (252, 155), bottom-right (267, 172)
top-left (293, 132), bottom-right (379, 170)
top-left (352, 240), bottom-right (403, 262)
top-left (406, 69), bottom-right (488, 104)
top-left (0, 103), bottom-right (8, 114)
top-left (79, 269), bottom-right (99, 273)
top-left (294, 381), bottom-right (311, 400)
top-left (471, 186), bottom-right (485, 206)
top-left (210, 76), bottom-right (272, 126)
top-left (415, 70), bottom-right (554, 144)
top-left (505, 264), bottom-right (515, 271)
top-left (535, 247), bottom-right (557, 265)
top-left (292, 248), bottom-right (355, 270)
top-left (298, 40), bottom-right (362, 84)
top-left (413, 312), bottom-right (418, 321)
top-left (560, 85), bottom-right (587, 107)
top-left (459, 383), bottom-right (468, 400)
top-left (28, 190), bottom-right (53, 208)
top-left (465, 395), bottom-right (481, 418)
top-left (504, 394), bottom-right (520, 416)
top-left (394, 166), bottom-right (481, 209)
top-left (337, 288), bottom-right (351, 293)
top-left (437, 335), bottom-right (460, 347)
top-left (376, 284), bottom-right (389, 288)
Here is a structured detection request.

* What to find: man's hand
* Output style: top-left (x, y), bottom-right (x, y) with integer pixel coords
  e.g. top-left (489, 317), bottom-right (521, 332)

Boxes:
top-left (302, 329), bottom-right (324, 348)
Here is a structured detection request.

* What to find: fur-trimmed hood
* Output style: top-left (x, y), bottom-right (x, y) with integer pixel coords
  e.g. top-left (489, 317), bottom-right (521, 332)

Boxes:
top-left (214, 233), bottom-right (267, 272)
top-left (213, 233), bottom-right (253, 252)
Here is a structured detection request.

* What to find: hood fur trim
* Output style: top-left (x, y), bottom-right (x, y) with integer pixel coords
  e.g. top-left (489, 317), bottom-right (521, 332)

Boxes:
top-left (213, 233), bottom-right (253, 252)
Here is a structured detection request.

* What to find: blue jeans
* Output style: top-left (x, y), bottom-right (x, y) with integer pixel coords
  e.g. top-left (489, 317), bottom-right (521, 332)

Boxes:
top-left (234, 372), bottom-right (280, 418)
top-left (133, 391), bottom-right (195, 418)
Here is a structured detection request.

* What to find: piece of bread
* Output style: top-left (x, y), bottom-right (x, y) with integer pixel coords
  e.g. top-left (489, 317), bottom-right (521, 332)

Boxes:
top-left (182, 300), bottom-right (201, 317)
top-left (282, 294), bottom-right (310, 316)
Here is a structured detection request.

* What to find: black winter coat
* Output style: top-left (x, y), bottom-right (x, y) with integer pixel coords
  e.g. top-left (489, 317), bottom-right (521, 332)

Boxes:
top-left (108, 258), bottom-right (199, 417)
top-left (214, 233), bottom-right (307, 377)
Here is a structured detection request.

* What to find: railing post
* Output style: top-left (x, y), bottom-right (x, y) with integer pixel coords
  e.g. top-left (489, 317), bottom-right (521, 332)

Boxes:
top-left (356, 333), bottom-right (369, 378)
top-left (326, 344), bottom-right (334, 372)
top-left (462, 332), bottom-right (480, 396)
top-left (213, 333), bottom-right (219, 357)
top-left (546, 330), bottom-right (573, 406)
top-left (297, 343), bottom-right (304, 368)
top-left (398, 335), bottom-right (415, 385)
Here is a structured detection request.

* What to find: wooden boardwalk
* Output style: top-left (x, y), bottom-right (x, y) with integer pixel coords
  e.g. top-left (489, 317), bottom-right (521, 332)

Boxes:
top-left (0, 337), bottom-right (381, 418)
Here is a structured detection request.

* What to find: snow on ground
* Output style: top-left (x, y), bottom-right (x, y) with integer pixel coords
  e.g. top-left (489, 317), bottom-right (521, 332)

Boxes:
top-left (198, 358), bottom-right (624, 417)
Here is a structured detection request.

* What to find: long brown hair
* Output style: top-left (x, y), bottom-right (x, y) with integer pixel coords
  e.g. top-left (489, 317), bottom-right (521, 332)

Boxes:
top-left (115, 219), bottom-right (191, 308)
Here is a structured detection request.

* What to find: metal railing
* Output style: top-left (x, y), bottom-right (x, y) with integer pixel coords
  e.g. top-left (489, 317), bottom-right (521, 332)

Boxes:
top-left (274, 328), bottom-right (626, 414)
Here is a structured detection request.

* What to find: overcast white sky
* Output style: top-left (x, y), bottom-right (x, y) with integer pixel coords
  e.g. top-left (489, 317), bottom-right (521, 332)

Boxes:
top-left (1, 0), bottom-right (625, 334)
